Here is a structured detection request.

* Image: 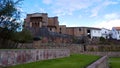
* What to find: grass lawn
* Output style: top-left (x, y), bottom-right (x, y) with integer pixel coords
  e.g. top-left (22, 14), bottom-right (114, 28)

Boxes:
top-left (7, 54), bottom-right (100, 68)
top-left (109, 57), bottom-right (120, 68)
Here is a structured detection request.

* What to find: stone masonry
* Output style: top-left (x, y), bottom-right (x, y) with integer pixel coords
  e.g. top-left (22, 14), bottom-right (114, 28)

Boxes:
top-left (0, 49), bottom-right (70, 66)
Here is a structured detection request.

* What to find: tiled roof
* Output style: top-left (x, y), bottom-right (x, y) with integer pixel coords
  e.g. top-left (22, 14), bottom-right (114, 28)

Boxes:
top-left (113, 27), bottom-right (120, 30)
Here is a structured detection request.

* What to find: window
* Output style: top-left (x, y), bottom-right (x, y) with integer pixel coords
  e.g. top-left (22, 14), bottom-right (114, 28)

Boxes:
top-left (97, 30), bottom-right (100, 33)
top-left (87, 30), bottom-right (90, 33)
top-left (94, 30), bottom-right (96, 33)
top-left (79, 28), bottom-right (81, 31)
top-left (60, 28), bottom-right (61, 30)
top-left (118, 31), bottom-right (120, 34)
top-left (50, 28), bottom-right (52, 31)
top-left (99, 31), bottom-right (101, 33)
top-left (105, 31), bottom-right (107, 33)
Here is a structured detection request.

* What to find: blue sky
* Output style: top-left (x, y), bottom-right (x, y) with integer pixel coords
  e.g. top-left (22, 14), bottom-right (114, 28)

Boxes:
top-left (20, 0), bottom-right (120, 29)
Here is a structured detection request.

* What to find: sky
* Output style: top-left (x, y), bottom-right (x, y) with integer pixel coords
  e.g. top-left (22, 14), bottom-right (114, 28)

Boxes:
top-left (20, 0), bottom-right (120, 29)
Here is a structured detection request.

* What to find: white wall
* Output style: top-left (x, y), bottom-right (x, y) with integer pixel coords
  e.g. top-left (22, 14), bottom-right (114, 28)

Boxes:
top-left (101, 28), bottom-right (110, 39)
top-left (112, 28), bottom-right (120, 40)
top-left (90, 29), bottom-right (101, 39)
top-left (112, 28), bottom-right (117, 39)
top-left (91, 27), bottom-right (120, 40)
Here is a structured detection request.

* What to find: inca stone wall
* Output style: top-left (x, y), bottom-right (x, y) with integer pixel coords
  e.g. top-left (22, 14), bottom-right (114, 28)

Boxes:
top-left (19, 43), bottom-right (84, 53)
top-left (80, 52), bottom-right (120, 57)
top-left (0, 49), bottom-right (70, 66)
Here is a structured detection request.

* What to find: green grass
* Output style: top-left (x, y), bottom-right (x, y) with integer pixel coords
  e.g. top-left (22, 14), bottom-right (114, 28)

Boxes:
top-left (7, 54), bottom-right (100, 68)
top-left (109, 57), bottom-right (120, 68)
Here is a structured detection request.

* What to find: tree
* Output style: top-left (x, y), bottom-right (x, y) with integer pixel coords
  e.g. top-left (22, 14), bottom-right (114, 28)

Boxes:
top-left (0, 0), bottom-right (23, 48)
top-left (81, 36), bottom-right (89, 51)
top-left (17, 28), bottom-right (33, 43)
top-left (11, 28), bottom-right (33, 48)
top-left (99, 37), bottom-right (106, 44)
top-left (0, 0), bottom-right (22, 18)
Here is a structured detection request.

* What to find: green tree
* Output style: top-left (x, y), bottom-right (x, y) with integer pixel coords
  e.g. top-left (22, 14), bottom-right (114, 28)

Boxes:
top-left (12, 28), bottom-right (33, 48)
top-left (0, 0), bottom-right (23, 48)
top-left (0, 0), bottom-right (22, 18)
top-left (81, 36), bottom-right (89, 51)
top-left (17, 28), bottom-right (33, 43)
top-left (99, 37), bottom-right (106, 44)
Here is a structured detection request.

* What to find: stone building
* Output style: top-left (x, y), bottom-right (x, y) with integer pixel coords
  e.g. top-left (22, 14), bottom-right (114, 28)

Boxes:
top-left (24, 13), bottom-right (103, 44)
top-left (25, 13), bottom-right (48, 28)
top-left (66, 27), bottom-right (88, 37)
top-left (47, 17), bottom-right (59, 32)
top-left (24, 13), bottom-right (91, 38)
top-left (24, 13), bottom-right (72, 43)
top-left (59, 25), bottom-right (67, 34)
top-left (24, 13), bottom-right (59, 37)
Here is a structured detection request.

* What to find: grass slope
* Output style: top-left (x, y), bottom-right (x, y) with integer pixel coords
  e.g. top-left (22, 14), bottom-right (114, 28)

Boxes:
top-left (109, 57), bottom-right (120, 68)
top-left (8, 54), bottom-right (100, 68)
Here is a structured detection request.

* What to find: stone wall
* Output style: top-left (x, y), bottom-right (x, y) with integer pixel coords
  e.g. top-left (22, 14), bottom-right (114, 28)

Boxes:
top-left (87, 56), bottom-right (109, 68)
top-left (19, 43), bottom-right (84, 53)
top-left (86, 45), bottom-right (120, 51)
top-left (0, 49), bottom-right (70, 66)
top-left (81, 52), bottom-right (120, 57)
top-left (33, 43), bottom-right (84, 53)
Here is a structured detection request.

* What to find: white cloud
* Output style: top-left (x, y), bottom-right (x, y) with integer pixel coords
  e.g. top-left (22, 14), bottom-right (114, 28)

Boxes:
top-left (90, 0), bottom-right (119, 17)
top-left (60, 21), bottom-right (80, 27)
top-left (16, 7), bottom-right (23, 12)
top-left (104, 13), bottom-right (120, 20)
top-left (78, 15), bottom-right (82, 19)
top-left (42, 0), bottom-right (120, 17)
top-left (42, 0), bottom-right (101, 16)
top-left (42, 0), bottom-right (119, 17)
top-left (93, 19), bottom-right (120, 29)
top-left (103, 0), bottom-right (118, 6)
top-left (39, 8), bottom-right (46, 13)
top-left (90, 5), bottom-right (101, 17)
top-left (43, 0), bottom-right (52, 5)
top-left (28, 4), bottom-right (46, 13)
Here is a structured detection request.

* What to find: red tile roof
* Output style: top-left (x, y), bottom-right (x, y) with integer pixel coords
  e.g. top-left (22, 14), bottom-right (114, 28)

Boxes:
top-left (113, 27), bottom-right (120, 30)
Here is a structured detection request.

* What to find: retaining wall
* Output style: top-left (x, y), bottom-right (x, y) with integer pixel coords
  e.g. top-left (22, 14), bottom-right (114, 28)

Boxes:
top-left (19, 43), bottom-right (84, 53)
top-left (86, 45), bottom-right (120, 51)
top-left (0, 49), bottom-right (70, 66)
top-left (87, 56), bottom-right (109, 68)
top-left (81, 52), bottom-right (120, 57)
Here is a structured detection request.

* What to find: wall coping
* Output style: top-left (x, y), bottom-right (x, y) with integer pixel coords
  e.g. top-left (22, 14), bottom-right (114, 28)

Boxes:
top-left (87, 55), bottom-right (108, 68)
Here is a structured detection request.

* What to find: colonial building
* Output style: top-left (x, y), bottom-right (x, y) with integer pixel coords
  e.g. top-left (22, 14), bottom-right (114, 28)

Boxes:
top-left (89, 27), bottom-right (101, 39)
top-left (112, 27), bottom-right (120, 40)
top-left (101, 28), bottom-right (111, 39)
